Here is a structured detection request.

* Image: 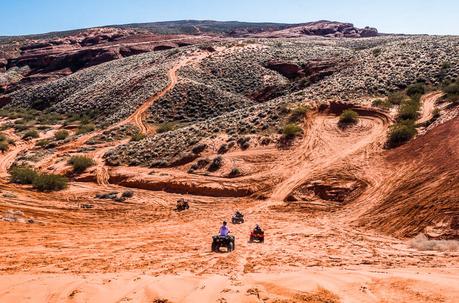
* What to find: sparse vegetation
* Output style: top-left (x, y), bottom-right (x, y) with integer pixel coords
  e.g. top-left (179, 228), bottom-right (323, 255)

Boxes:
top-left (208, 156), bottom-right (223, 172)
top-left (0, 133), bottom-right (13, 153)
top-left (228, 167), bottom-right (241, 178)
top-left (130, 130), bottom-right (146, 141)
top-left (387, 92), bottom-right (405, 105)
top-left (9, 166), bottom-right (39, 185)
top-left (386, 121), bottom-right (417, 148)
top-left (372, 48), bottom-right (382, 57)
top-left (442, 78), bottom-right (459, 104)
top-left (36, 139), bottom-right (51, 147)
top-left (372, 99), bottom-right (393, 109)
top-left (288, 105), bottom-right (309, 123)
top-left (406, 83), bottom-right (426, 98)
top-left (76, 123), bottom-right (96, 135)
top-left (282, 123), bottom-right (302, 139)
top-left (32, 173), bottom-right (68, 191)
top-left (54, 129), bottom-right (69, 140)
top-left (0, 141), bottom-right (9, 153)
top-left (338, 109), bottom-right (359, 126)
top-left (22, 129), bottom-right (39, 140)
top-left (397, 99), bottom-right (420, 121)
top-left (157, 122), bottom-right (177, 133)
top-left (68, 155), bottom-right (95, 173)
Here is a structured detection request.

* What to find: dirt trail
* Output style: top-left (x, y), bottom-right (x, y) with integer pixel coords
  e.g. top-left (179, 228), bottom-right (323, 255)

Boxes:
top-left (123, 53), bottom-right (205, 135)
top-left (35, 50), bottom-right (209, 175)
top-left (270, 111), bottom-right (389, 202)
top-left (418, 91), bottom-right (443, 124)
top-left (0, 131), bottom-right (38, 179)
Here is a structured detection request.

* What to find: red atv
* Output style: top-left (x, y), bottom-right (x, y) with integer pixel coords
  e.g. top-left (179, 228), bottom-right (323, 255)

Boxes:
top-left (249, 226), bottom-right (264, 243)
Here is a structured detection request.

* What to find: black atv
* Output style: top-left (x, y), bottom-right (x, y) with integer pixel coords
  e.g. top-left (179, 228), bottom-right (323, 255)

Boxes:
top-left (231, 213), bottom-right (244, 224)
top-left (175, 198), bottom-right (189, 212)
top-left (211, 235), bottom-right (235, 252)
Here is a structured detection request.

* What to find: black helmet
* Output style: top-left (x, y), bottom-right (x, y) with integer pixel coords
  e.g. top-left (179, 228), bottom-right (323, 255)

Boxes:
top-left (223, 221), bottom-right (227, 225)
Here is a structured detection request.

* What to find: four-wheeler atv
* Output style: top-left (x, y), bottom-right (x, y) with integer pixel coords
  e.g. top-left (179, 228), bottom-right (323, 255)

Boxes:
top-left (175, 198), bottom-right (189, 211)
top-left (231, 213), bottom-right (244, 224)
top-left (211, 235), bottom-right (235, 252)
top-left (249, 228), bottom-right (264, 243)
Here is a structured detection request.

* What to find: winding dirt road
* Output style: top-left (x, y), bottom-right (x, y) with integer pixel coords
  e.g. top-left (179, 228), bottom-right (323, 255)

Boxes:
top-left (418, 91), bottom-right (443, 124)
top-left (270, 112), bottom-right (389, 202)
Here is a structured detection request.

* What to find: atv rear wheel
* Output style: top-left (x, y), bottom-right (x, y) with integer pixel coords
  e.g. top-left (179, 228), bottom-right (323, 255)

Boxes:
top-left (211, 242), bottom-right (218, 252)
top-left (227, 241), bottom-right (234, 252)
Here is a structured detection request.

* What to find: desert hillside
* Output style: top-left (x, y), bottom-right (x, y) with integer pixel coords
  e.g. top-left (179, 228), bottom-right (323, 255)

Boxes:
top-left (0, 20), bottom-right (458, 303)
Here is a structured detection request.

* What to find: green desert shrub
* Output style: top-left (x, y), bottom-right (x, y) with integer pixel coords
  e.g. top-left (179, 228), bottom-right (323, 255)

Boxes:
top-left (77, 123), bottom-right (96, 135)
top-left (54, 129), bottom-right (69, 140)
top-left (32, 173), bottom-right (68, 191)
top-left (22, 129), bottom-right (39, 140)
top-left (443, 80), bottom-right (459, 103)
top-left (406, 83), bottom-right (426, 97)
top-left (372, 99), bottom-right (393, 109)
top-left (208, 156), bottom-right (223, 172)
top-left (36, 139), bottom-right (50, 147)
top-left (339, 109), bottom-right (359, 125)
top-left (0, 141), bottom-right (9, 153)
top-left (387, 92), bottom-right (406, 105)
top-left (372, 48), bottom-right (382, 57)
top-left (228, 167), bottom-right (241, 178)
top-left (68, 155), bottom-right (95, 173)
top-left (130, 131), bottom-right (146, 142)
top-left (282, 123), bottom-right (302, 139)
top-left (398, 100), bottom-right (420, 121)
top-left (157, 122), bottom-right (177, 133)
top-left (288, 105), bottom-right (309, 122)
top-left (386, 122), bottom-right (417, 148)
top-left (9, 166), bottom-right (38, 184)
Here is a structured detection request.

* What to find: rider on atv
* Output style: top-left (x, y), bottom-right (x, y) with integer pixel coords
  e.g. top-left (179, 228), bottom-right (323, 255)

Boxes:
top-left (219, 221), bottom-right (230, 236)
top-left (212, 221), bottom-right (235, 252)
top-left (249, 224), bottom-right (264, 243)
top-left (232, 210), bottom-right (244, 224)
top-left (253, 224), bottom-right (262, 233)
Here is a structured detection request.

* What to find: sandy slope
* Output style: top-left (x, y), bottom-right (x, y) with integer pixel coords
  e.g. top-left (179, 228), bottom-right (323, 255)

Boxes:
top-left (0, 77), bottom-right (458, 302)
top-left (1, 268), bottom-right (458, 303)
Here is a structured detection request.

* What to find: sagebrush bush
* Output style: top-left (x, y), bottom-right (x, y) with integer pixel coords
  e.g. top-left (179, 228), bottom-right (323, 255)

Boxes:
top-left (54, 129), bottom-right (69, 140)
top-left (32, 173), bottom-right (68, 191)
top-left (282, 123), bottom-right (302, 139)
top-left (386, 122), bottom-right (417, 148)
top-left (372, 99), bottom-right (392, 109)
top-left (406, 83), bottom-right (426, 97)
top-left (339, 109), bottom-right (359, 125)
top-left (228, 167), bottom-right (241, 178)
top-left (398, 100), bottom-right (420, 121)
top-left (68, 155), bottom-right (95, 173)
top-left (22, 129), bottom-right (39, 140)
top-left (9, 166), bottom-right (38, 184)
top-left (157, 122), bottom-right (177, 133)
top-left (443, 80), bottom-right (459, 103)
top-left (387, 92), bottom-right (405, 105)
top-left (288, 105), bottom-right (309, 122)
top-left (208, 156), bottom-right (223, 172)
top-left (36, 139), bottom-right (50, 147)
top-left (130, 131), bottom-right (146, 142)
top-left (77, 123), bottom-right (96, 135)
top-left (0, 141), bottom-right (9, 152)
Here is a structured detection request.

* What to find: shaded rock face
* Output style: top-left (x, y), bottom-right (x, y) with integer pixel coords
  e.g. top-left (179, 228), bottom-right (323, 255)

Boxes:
top-left (265, 61), bottom-right (304, 80)
top-left (299, 21), bottom-right (378, 38)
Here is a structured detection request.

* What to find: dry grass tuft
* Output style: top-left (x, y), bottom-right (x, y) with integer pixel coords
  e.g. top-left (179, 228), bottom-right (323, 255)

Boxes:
top-left (409, 234), bottom-right (459, 252)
